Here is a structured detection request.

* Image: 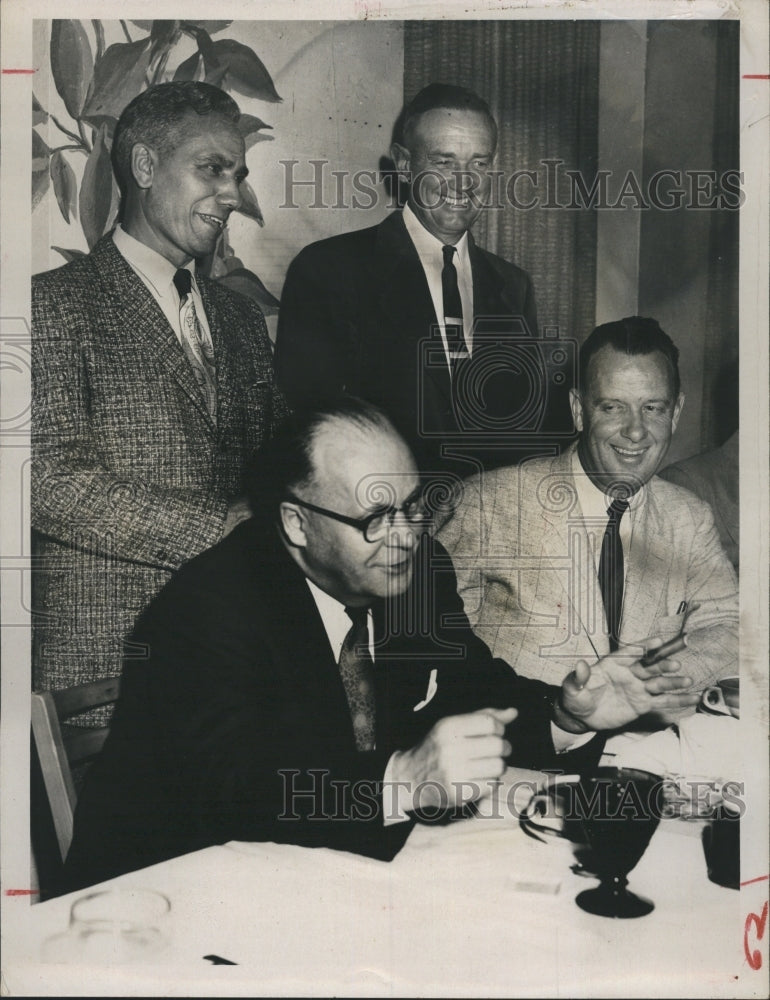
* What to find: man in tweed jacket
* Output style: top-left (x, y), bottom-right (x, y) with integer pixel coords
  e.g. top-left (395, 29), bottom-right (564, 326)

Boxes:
top-left (32, 83), bottom-right (286, 718)
top-left (438, 318), bottom-right (738, 718)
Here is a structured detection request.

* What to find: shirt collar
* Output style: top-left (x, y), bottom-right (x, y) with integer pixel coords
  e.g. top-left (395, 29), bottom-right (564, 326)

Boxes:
top-left (402, 203), bottom-right (470, 265)
top-left (571, 446), bottom-right (646, 519)
top-left (113, 225), bottom-right (196, 299)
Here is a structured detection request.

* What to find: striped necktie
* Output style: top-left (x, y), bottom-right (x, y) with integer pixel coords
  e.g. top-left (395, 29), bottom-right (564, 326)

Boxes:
top-left (441, 244), bottom-right (469, 375)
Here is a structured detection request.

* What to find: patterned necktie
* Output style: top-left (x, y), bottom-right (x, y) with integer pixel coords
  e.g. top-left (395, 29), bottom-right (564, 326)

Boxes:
top-left (441, 244), bottom-right (469, 375)
top-left (598, 497), bottom-right (629, 652)
top-left (173, 268), bottom-right (217, 422)
top-left (339, 606), bottom-right (376, 751)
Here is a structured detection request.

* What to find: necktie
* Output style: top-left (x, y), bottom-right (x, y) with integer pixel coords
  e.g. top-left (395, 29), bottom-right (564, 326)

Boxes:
top-left (441, 245), bottom-right (469, 375)
top-left (598, 498), bottom-right (629, 652)
top-left (339, 607), bottom-right (376, 751)
top-left (173, 268), bottom-right (217, 422)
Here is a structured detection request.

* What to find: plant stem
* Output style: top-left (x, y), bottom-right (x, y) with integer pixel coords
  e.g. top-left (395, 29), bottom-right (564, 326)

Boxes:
top-left (120, 20), bottom-right (132, 43)
top-left (50, 115), bottom-right (84, 146)
top-left (77, 120), bottom-right (93, 153)
top-left (51, 144), bottom-right (85, 154)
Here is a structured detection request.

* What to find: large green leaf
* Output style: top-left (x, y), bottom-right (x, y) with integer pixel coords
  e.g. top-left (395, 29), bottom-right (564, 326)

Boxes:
top-left (50, 20), bottom-right (94, 120)
top-left (32, 94), bottom-right (48, 125)
top-left (149, 20), bottom-right (181, 54)
top-left (235, 180), bottom-right (264, 226)
top-left (81, 38), bottom-right (152, 120)
top-left (79, 126), bottom-right (114, 249)
top-left (216, 268), bottom-right (280, 313)
top-left (32, 129), bottom-right (50, 210)
top-left (52, 246), bottom-right (87, 262)
top-left (50, 150), bottom-right (78, 223)
top-left (210, 40), bottom-right (281, 103)
top-left (238, 114), bottom-right (273, 149)
top-left (134, 19), bottom-right (231, 34)
top-left (187, 21), bottom-right (232, 34)
top-left (173, 52), bottom-right (202, 83)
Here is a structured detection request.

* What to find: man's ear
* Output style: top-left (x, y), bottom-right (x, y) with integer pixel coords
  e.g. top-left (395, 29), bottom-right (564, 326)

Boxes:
top-left (671, 392), bottom-right (685, 434)
top-left (390, 141), bottom-right (411, 180)
top-left (279, 501), bottom-right (308, 549)
top-left (130, 143), bottom-right (156, 190)
top-left (569, 388), bottom-right (584, 433)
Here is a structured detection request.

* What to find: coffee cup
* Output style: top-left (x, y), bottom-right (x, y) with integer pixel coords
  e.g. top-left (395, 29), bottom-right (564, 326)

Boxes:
top-left (701, 676), bottom-right (739, 718)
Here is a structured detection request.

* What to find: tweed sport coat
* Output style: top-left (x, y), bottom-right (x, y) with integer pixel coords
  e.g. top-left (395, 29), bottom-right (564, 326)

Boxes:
top-left (274, 211), bottom-right (572, 475)
top-left (31, 235), bottom-right (287, 709)
top-left (437, 445), bottom-right (739, 703)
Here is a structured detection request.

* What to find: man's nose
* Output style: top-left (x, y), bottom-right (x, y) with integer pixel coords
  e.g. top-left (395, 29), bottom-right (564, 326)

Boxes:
top-left (216, 175), bottom-right (241, 209)
top-left (620, 409), bottom-right (646, 441)
top-left (384, 517), bottom-right (419, 548)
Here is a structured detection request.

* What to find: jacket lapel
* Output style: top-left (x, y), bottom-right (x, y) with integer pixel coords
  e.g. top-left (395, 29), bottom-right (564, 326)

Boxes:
top-left (372, 213), bottom-right (452, 408)
top-left (91, 236), bottom-right (216, 432)
top-left (198, 278), bottom-right (237, 435)
top-left (529, 448), bottom-right (605, 661)
top-left (619, 484), bottom-right (670, 645)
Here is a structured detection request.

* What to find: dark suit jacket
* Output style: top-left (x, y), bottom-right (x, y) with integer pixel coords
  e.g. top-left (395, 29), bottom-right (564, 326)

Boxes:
top-left (31, 236), bottom-right (287, 713)
top-left (275, 212), bottom-right (569, 475)
top-left (63, 519), bottom-right (602, 891)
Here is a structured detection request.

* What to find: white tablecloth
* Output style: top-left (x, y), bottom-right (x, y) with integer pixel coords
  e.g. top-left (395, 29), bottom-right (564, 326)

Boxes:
top-left (4, 769), bottom-right (757, 998)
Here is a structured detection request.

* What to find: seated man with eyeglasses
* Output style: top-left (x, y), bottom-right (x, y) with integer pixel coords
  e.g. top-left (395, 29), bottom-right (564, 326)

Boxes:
top-left (63, 399), bottom-right (701, 891)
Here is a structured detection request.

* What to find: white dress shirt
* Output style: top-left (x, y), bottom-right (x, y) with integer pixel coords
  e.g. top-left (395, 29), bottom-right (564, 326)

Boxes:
top-left (112, 225), bottom-right (213, 348)
top-left (402, 203), bottom-right (474, 365)
top-left (572, 448), bottom-right (644, 584)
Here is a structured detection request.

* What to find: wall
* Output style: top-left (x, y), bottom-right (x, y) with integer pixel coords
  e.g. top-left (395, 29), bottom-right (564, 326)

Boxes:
top-left (596, 20), bottom-right (739, 464)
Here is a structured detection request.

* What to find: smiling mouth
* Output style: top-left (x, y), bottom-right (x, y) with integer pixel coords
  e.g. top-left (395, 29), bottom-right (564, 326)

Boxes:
top-left (198, 212), bottom-right (228, 230)
top-left (443, 194), bottom-right (472, 208)
top-left (611, 445), bottom-right (649, 458)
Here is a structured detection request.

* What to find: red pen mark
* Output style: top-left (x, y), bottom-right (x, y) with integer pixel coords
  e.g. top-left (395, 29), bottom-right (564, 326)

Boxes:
top-left (1, 69), bottom-right (36, 74)
top-left (742, 874), bottom-right (770, 888)
top-left (4, 888), bottom-right (40, 896)
top-left (744, 900), bottom-right (768, 971)
top-left (743, 74), bottom-right (770, 80)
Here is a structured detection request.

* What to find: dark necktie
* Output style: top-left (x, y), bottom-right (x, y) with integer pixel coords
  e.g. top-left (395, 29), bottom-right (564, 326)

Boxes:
top-left (598, 498), bottom-right (629, 652)
top-left (441, 244), bottom-right (469, 375)
top-left (339, 607), bottom-right (376, 751)
top-left (173, 268), bottom-right (217, 421)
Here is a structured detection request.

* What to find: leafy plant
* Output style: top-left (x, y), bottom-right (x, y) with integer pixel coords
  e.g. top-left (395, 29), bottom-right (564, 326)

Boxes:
top-left (33, 19), bottom-right (281, 313)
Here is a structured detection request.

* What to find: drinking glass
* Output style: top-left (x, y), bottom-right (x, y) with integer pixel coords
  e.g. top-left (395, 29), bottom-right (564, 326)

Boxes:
top-left (42, 888), bottom-right (171, 964)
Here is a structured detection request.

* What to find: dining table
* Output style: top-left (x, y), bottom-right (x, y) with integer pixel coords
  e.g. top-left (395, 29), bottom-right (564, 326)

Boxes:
top-left (4, 767), bottom-right (762, 998)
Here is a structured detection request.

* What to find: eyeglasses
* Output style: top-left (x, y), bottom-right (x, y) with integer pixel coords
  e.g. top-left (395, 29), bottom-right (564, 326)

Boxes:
top-left (284, 488), bottom-right (429, 543)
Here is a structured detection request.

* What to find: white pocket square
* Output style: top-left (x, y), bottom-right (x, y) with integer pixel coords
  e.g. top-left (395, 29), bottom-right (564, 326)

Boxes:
top-left (413, 668), bottom-right (438, 712)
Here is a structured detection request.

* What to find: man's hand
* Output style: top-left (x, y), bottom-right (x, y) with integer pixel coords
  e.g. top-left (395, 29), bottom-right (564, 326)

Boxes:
top-left (222, 496), bottom-right (252, 537)
top-left (554, 649), bottom-right (701, 734)
top-left (391, 707), bottom-right (517, 812)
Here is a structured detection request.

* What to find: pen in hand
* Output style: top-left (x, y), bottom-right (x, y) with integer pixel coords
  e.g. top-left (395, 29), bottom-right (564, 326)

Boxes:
top-left (639, 633), bottom-right (688, 667)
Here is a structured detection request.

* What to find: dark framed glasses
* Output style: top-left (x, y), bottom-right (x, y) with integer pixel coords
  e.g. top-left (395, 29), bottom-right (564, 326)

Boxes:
top-left (284, 487), bottom-right (430, 543)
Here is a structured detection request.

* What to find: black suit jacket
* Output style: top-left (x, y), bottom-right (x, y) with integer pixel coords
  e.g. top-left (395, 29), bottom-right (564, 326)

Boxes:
top-left (63, 519), bottom-right (602, 891)
top-left (275, 212), bottom-right (570, 475)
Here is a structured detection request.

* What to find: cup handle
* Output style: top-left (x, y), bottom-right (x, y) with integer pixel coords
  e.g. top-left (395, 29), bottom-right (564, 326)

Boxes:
top-left (703, 686), bottom-right (729, 714)
top-left (520, 791), bottom-right (569, 843)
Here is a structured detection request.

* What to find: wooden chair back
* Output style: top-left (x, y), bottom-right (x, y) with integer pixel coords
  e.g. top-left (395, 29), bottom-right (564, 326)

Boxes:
top-left (31, 677), bottom-right (120, 863)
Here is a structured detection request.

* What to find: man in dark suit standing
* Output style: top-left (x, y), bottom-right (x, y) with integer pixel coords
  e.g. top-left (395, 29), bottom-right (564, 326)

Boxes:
top-left (32, 82), bottom-right (286, 719)
top-left (63, 399), bottom-right (700, 890)
top-left (275, 84), bottom-right (565, 477)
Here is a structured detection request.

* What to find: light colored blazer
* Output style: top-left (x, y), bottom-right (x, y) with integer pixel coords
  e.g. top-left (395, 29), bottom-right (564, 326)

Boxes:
top-left (31, 235), bottom-right (287, 708)
top-left (437, 445), bottom-right (739, 695)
